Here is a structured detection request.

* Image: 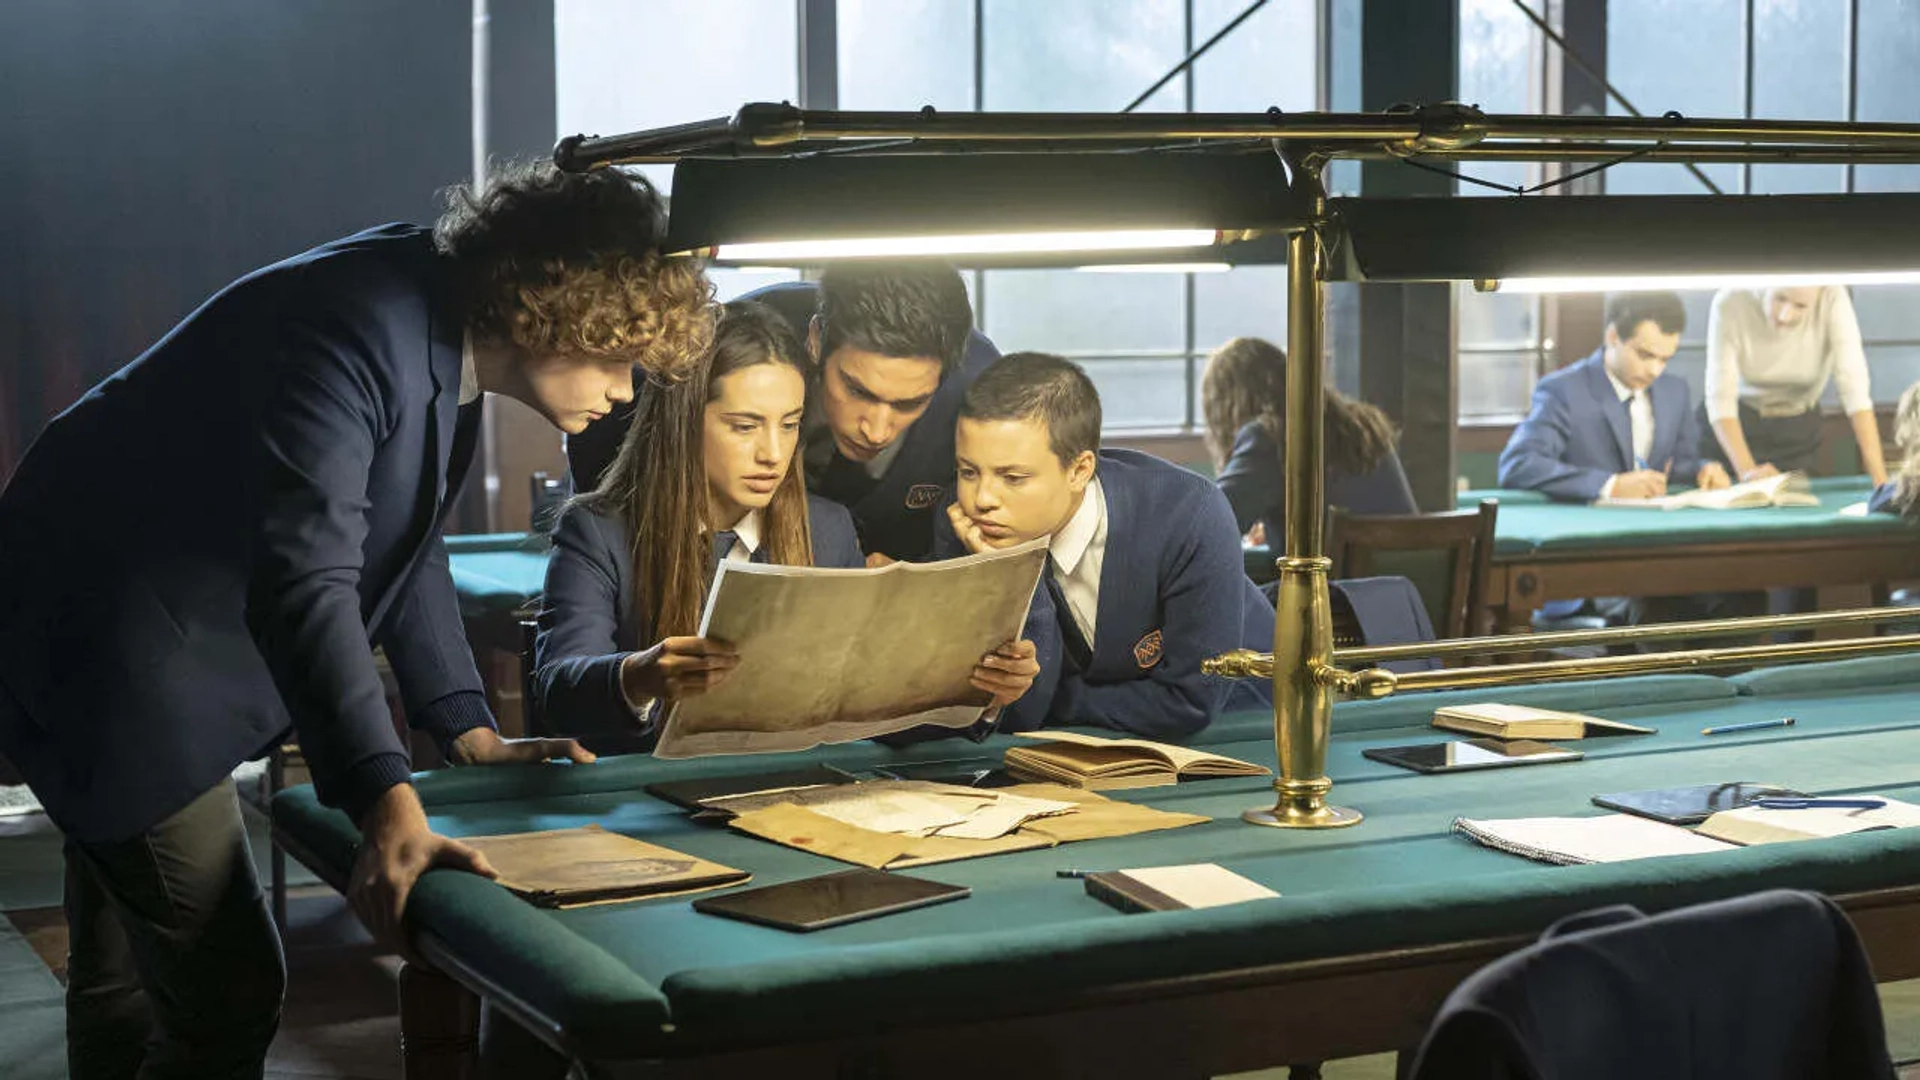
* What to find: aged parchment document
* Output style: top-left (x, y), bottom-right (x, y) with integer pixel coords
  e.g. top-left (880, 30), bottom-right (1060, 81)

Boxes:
top-left (653, 537), bottom-right (1047, 758)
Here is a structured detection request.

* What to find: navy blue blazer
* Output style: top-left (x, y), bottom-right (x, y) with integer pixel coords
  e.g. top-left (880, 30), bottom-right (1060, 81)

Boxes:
top-left (1498, 351), bottom-right (1706, 503)
top-left (991, 449), bottom-right (1276, 741)
top-left (565, 281), bottom-right (1000, 560)
top-left (533, 494), bottom-right (862, 745)
top-left (1217, 419), bottom-right (1418, 537)
top-left (0, 225), bottom-right (491, 841)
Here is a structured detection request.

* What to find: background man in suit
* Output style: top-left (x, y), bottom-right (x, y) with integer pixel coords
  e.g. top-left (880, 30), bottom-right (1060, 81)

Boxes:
top-left (942, 352), bottom-right (1273, 741)
top-left (1499, 290), bottom-right (1730, 504)
top-left (0, 162), bottom-right (713, 1077)
top-left (567, 263), bottom-right (998, 561)
top-left (1497, 291), bottom-right (1746, 630)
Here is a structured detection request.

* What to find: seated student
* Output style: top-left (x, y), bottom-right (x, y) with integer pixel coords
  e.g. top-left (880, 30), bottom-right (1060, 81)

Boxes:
top-left (943, 352), bottom-right (1275, 741)
top-left (567, 263), bottom-right (999, 561)
top-left (1499, 291), bottom-right (1753, 631)
top-left (534, 301), bottom-right (1038, 748)
top-left (1500, 291), bottom-right (1730, 503)
top-left (1203, 335), bottom-right (1416, 542)
top-left (1869, 381), bottom-right (1920, 519)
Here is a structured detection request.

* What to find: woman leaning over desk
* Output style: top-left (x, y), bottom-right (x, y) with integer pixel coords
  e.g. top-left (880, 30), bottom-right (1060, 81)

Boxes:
top-left (1700, 285), bottom-right (1888, 486)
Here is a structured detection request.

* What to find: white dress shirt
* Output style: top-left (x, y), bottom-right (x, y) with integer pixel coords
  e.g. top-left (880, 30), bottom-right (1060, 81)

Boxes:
top-left (1049, 478), bottom-right (1108, 646)
top-left (1597, 368), bottom-right (1655, 500)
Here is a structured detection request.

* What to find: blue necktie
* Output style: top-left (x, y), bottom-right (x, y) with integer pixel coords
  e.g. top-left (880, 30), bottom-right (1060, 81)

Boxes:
top-left (708, 529), bottom-right (738, 575)
top-left (1044, 570), bottom-right (1093, 671)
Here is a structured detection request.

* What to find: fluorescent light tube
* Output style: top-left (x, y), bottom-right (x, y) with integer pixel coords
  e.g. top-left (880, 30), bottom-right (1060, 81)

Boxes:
top-left (708, 229), bottom-right (1221, 261)
top-left (1483, 270), bottom-right (1920, 294)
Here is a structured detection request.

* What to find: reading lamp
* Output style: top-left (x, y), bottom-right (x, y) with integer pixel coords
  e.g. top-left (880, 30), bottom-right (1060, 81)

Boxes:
top-left (661, 153), bottom-right (1303, 268)
top-left (1328, 191), bottom-right (1920, 292)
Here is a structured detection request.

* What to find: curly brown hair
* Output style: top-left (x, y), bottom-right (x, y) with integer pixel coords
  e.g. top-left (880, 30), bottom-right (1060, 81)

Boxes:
top-left (434, 160), bottom-right (715, 380)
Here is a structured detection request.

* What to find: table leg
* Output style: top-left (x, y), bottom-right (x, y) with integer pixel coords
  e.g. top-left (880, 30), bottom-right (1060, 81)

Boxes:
top-left (398, 961), bottom-right (481, 1080)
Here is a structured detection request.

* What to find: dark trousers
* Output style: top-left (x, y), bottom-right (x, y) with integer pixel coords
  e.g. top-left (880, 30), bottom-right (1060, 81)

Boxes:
top-left (1698, 400), bottom-right (1825, 629)
top-left (63, 778), bottom-right (286, 1080)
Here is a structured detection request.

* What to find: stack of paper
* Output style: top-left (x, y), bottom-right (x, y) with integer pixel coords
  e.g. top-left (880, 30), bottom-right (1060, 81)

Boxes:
top-left (701, 780), bottom-right (1077, 840)
top-left (1452, 814), bottom-right (1737, 865)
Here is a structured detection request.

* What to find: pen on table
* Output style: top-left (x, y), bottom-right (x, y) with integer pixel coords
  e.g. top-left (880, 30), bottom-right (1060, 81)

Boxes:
top-left (1701, 717), bottom-right (1796, 736)
top-left (1751, 797), bottom-right (1887, 811)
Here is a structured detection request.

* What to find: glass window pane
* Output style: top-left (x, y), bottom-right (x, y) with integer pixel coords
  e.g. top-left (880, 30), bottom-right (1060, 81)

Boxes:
top-left (1674, 290), bottom-right (1715, 346)
top-left (1458, 351), bottom-right (1538, 420)
top-left (981, 0), bottom-right (1185, 111)
top-left (1852, 284), bottom-right (1920, 343)
top-left (1457, 287), bottom-right (1536, 350)
top-left (1750, 0), bottom-right (1849, 194)
top-left (839, 0), bottom-right (975, 110)
top-left (1194, 268), bottom-right (1289, 354)
top-left (1866, 345), bottom-right (1920, 405)
top-left (555, 0), bottom-right (796, 189)
top-left (1192, 0), bottom-right (1318, 112)
top-left (711, 268), bottom-right (799, 303)
top-left (1077, 358), bottom-right (1190, 428)
top-left (1604, 0), bottom-right (1744, 195)
top-left (1855, 0), bottom-right (1920, 192)
top-left (982, 270), bottom-right (1187, 353)
top-left (1662, 345), bottom-right (1708, 408)
top-left (1457, 0), bottom-right (1540, 195)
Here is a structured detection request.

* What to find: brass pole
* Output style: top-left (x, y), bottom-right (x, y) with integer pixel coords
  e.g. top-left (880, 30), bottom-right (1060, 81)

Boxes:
top-left (1246, 149), bottom-right (1361, 831)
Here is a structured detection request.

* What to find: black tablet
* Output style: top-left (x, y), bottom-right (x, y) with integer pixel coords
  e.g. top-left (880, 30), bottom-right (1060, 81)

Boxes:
top-left (692, 868), bottom-right (970, 932)
top-left (1592, 782), bottom-right (1809, 825)
top-left (1362, 738), bottom-right (1584, 774)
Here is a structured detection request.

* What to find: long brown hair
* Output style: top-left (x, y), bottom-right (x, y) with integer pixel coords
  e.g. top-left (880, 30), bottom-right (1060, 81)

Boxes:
top-left (583, 300), bottom-right (815, 638)
top-left (1201, 336), bottom-right (1397, 477)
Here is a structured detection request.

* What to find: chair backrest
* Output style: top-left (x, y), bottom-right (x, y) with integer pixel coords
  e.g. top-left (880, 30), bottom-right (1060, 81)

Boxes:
top-left (1327, 499), bottom-right (1497, 639)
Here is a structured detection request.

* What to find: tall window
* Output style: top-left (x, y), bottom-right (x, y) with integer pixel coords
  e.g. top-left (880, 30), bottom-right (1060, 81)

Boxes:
top-left (555, 0), bottom-right (801, 301)
top-left (849, 0), bottom-right (1320, 430)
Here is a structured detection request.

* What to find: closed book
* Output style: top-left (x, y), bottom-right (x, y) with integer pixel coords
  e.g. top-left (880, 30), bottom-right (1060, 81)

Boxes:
top-left (1432, 702), bottom-right (1653, 740)
top-left (1696, 797), bottom-right (1920, 846)
top-left (462, 825), bottom-right (750, 908)
top-left (1004, 730), bottom-right (1270, 791)
top-left (1084, 863), bottom-right (1278, 913)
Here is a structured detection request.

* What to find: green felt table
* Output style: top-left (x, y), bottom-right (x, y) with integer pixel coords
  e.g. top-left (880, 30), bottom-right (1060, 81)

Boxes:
top-left (444, 532), bottom-right (549, 621)
top-left (1461, 476), bottom-right (1920, 627)
top-left (273, 659), bottom-right (1920, 1078)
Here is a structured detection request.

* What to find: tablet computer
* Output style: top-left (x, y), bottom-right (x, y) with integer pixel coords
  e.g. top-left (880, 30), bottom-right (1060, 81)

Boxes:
top-left (692, 868), bottom-right (970, 932)
top-left (1362, 738), bottom-right (1584, 774)
top-left (1592, 782), bottom-right (1809, 826)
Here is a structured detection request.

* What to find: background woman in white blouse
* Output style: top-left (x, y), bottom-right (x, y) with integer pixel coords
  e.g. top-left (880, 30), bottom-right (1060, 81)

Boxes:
top-left (1701, 285), bottom-right (1888, 486)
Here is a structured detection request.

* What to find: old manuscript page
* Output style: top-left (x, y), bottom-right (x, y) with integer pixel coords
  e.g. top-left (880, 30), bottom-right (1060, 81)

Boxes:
top-left (654, 537), bottom-right (1047, 758)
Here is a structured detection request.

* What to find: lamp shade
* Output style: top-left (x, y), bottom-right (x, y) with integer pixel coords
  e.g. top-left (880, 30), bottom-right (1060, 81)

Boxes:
top-left (663, 152), bottom-right (1305, 267)
top-left (1330, 192), bottom-right (1920, 287)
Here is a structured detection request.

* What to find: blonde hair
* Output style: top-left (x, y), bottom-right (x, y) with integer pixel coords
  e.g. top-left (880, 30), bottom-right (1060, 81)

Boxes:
top-left (1891, 381), bottom-right (1920, 520)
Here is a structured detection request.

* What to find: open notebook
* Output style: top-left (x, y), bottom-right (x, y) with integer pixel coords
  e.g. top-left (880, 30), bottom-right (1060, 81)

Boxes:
top-left (1004, 731), bottom-right (1271, 790)
top-left (1597, 470), bottom-right (1818, 510)
top-left (1456, 797), bottom-right (1920, 865)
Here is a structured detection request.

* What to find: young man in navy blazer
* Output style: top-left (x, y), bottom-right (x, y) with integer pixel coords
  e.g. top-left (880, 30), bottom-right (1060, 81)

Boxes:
top-left (0, 163), bottom-right (711, 1076)
top-left (943, 353), bottom-right (1274, 741)
top-left (1499, 291), bottom-right (1729, 503)
top-left (1498, 291), bottom-right (1747, 627)
top-left (567, 263), bottom-right (999, 560)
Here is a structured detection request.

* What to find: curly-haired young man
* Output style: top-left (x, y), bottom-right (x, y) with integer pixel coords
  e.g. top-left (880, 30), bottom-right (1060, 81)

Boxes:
top-left (0, 161), bottom-right (713, 1077)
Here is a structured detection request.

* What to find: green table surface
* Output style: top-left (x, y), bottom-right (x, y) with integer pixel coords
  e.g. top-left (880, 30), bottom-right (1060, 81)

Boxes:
top-left (1461, 475), bottom-right (1907, 556)
top-left (273, 664), bottom-right (1920, 1061)
top-left (445, 532), bottom-right (548, 617)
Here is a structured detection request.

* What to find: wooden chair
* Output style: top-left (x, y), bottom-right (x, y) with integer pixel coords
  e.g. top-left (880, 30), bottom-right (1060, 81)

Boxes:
top-left (1328, 499), bottom-right (1499, 639)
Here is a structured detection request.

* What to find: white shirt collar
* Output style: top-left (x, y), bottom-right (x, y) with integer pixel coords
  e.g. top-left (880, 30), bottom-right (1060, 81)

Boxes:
top-left (721, 508), bottom-right (763, 557)
top-left (1602, 365), bottom-right (1639, 404)
top-left (1049, 477), bottom-right (1105, 576)
top-left (458, 331), bottom-right (481, 405)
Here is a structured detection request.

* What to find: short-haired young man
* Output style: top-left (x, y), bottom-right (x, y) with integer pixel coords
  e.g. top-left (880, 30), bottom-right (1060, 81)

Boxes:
top-left (0, 162), bottom-right (712, 1076)
top-left (943, 352), bottom-right (1274, 740)
top-left (567, 262), bottom-right (998, 560)
top-left (1498, 291), bottom-right (1751, 628)
top-left (1499, 291), bottom-right (1729, 502)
